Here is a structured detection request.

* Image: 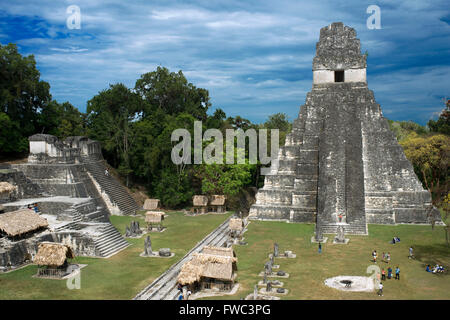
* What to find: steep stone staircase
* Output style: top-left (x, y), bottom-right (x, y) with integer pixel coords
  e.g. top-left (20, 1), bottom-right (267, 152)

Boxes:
top-left (82, 157), bottom-right (140, 215)
top-left (53, 221), bottom-right (129, 258)
top-left (321, 218), bottom-right (368, 235)
top-left (93, 223), bottom-right (129, 257)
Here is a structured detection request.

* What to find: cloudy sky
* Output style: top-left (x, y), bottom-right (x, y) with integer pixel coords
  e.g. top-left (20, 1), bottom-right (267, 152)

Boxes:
top-left (1, 0), bottom-right (449, 125)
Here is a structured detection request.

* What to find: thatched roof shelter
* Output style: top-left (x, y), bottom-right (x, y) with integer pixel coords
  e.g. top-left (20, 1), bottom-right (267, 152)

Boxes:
top-left (229, 218), bottom-right (244, 231)
top-left (210, 195), bottom-right (226, 206)
top-left (0, 182), bottom-right (17, 195)
top-left (34, 242), bottom-right (75, 267)
top-left (143, 199), bottom-right (160, 210)
top-left (0, 209), bottom-right (48, 237)
top-left (177, 252), bottom-right (237, 285)
top-left (193, 195), bottom-right (208, 207)
top-left (177, 246), bottom-right (237, 285)
top-left (145, 211), bottom-right (164, 223)
top-left (202, 246), bottom-right (235, 258)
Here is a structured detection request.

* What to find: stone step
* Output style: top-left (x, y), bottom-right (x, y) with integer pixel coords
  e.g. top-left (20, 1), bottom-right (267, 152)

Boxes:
top-left (97, 238), bottom-right (128, 252)
top-left (83, 160), bottom-right (139, 215)
top-left (99, 242), bottom-right (129, 257)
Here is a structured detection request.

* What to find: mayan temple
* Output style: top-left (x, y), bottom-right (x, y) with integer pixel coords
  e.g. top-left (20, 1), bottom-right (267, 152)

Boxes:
top-left (248, 22), bottom-right (439, 235)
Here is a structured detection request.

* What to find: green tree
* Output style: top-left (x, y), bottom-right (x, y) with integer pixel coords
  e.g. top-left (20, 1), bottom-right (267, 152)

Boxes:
top-left (86, 83), bottom-right (142, 186)
top-left (388, 119), bottom-right (428, 142)
top-left (428, 99), bottom-right (450, 135)
top-left (400, 133), bottom-right (450, 203)
top-left (38, 101), bottom-right (85, 139)
top-left (0, 43), bottom-right (52, 153)
top-left (135, 66), bottom-right (210, 120)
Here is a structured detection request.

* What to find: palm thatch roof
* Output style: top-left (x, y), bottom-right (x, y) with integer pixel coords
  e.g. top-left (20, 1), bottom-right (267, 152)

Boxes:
top-left (193, 195), bottom-right (208, 207)
top-left (202, 246), bottom-right (235, 258)
top-left (229, 218), bottom-right (244, 231)
top-left (0, 209), bottom-right (48, 237)
top-left (34, 242), bottom-right (75, 267)
top-left (210, 195), bottom-right (226, 206)
top-left (143, 199), bottom-right (160, 210)
top-left (0, 182), bottom-right (17, 194)
top-left (177, 251), bottom-right (237, 285)
top-left (145, 211), bottom-right (164, 223)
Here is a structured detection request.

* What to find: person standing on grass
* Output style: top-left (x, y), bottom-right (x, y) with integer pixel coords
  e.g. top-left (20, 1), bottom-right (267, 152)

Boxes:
top-left (377, 282), bottom-right (383, 296)
top-left (409, 246), bottom-right (414, 259)
top-left (381, 268), bottom-right (386, 281)
top-left (387, 252), bottom-right (391, 264)
top-left (318, 242), bottom-right (322, 254)
top-left (395, 266), bottom-right (400, 280)
top-left (387, 267), bottom-right (393, 279)
top-left (372, 250), bottom-right (378, 263)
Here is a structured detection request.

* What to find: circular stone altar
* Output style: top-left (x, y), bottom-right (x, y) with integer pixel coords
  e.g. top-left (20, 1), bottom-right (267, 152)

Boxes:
top-left (324, 276), bottom-right (375, 292)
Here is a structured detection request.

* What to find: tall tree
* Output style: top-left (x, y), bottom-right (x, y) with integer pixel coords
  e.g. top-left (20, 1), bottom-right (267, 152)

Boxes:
top-left (135, 66), bottom-right (210, 120)
top-left (86, 83), bottom-right (141, 186)
top-left (400, 133), bottom-right (450, 203)
top-left (428, 99), bottom-right (450, 135)
top-left (0, 43), bottom-right (52, 153)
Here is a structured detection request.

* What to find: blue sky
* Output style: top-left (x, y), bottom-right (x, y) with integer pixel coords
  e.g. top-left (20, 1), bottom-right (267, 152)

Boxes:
top-left (0, 0), bottom-right (449, 125)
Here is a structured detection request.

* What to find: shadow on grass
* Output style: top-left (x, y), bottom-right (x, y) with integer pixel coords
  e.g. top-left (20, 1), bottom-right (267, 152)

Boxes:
top-left (414, 244), bottom-right (450, 272)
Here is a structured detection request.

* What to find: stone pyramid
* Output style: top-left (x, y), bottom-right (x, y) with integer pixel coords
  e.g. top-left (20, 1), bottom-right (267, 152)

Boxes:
top-left (249, 22), bottom-right (439, 235)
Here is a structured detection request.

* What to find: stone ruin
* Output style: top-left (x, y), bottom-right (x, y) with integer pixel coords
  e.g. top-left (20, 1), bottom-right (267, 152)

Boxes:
top-left (0, 134), bottom-right (140, 269)
top-left (125, 221), bottom-right (142, 237)
top-left (144, 236), bottom-right (152, 256)
top-left (333, 225), bottom-right (349, 244)
top-left (249, 22), bottom-right (441, 235)
top-left (140, 236), bottom-right (173, 258)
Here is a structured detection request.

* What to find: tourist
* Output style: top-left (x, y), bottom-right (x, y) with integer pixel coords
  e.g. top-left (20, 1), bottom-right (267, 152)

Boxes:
top-left (33, 203), bottom-right (40, 213)
top-left (387, 267), bottom-right (393, 279)
top-left (377, 282), bottom-right (383, 296)
top-left (372, 250), bottom-right (378, 263)
top-left (395, 266), bottom-right (400, 280)
top-left (426, 265), bottom-right (431, 272)
top-left (318, 242), bottom-right (322, 254)
top-left (409, 246), bottom-right (414, 259)
top-left (187, 290), bottom-right (192, 300)
top-left (382, 252), bottom-right (386, 263)
top-left (105, 169), bottom-right (109, 176)
top-left (338, 214), bottom-right (343, 223)
top-left (386, 252), bottom-right (391, 264)
top-left (178, 293), bottom-right (183, 300)
top-left (381, 268), bottom-right (386, 280)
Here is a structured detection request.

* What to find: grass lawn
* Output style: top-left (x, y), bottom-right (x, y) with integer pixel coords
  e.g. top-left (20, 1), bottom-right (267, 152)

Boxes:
top-left (207, 221), bottom-right (450, 300)
top-left (0, 211), bottom-right (231, 300)
top-left (1, 210), bottom-right (448, 300)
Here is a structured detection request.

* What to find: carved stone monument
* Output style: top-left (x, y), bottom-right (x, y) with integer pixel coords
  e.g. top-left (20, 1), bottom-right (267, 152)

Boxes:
top-left (333, 225), bottom-right (349, 244)
top-left (144, 236), bottom-right (152, 255)
top-left (274, 243), bottom-right (279, 257)
top-left (126, 221), bottom-right (143, 237)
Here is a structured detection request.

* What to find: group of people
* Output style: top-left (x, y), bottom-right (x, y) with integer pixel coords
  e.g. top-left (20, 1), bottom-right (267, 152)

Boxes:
top-left (380, 266), bottom-right (401, 280)
top-left (426, 264), bottom-right (446, 274)
top-left (177, 284), bottom-right (192, 300)
top-left (377, 266), bottom-right (400, 296)
top-left (371, 250), bottom-right (391, 264)
top-left (27, 203), bottom-right (40, 213)
top-left (391, 236), bottom-right (401, 244)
